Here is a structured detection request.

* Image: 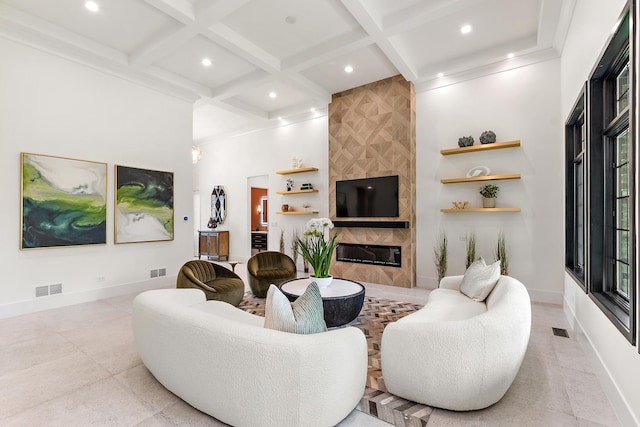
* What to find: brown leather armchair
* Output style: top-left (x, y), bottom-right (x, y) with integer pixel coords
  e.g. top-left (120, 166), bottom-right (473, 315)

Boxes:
top-left (247, 251), bottom-right (297, 297)
top-left (176, 260), bottom-right (244, 306)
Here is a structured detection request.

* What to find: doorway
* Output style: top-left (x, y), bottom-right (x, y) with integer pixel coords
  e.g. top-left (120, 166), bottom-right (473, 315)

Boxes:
top-left (248, 175), bottom-right (268, 255)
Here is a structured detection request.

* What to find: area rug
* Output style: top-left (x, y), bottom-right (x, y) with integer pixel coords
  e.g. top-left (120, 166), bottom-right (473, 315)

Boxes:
top-left (238, 293), bottom-right (433, 427)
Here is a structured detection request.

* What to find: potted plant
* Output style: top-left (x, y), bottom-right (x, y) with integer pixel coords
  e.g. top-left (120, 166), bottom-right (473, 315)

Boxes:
top-left (495, 231), bottom-right (509, 275)
top-left (433, 232), bottom-right (448, 284)
top-left (479, 184), bottom-right (499, 208)
top-left (465, 231), bottom-right (476, 269)
top-left (297, 218), bottom-right (338, 287)
top-left (290, 229), bottom-right (300, 271)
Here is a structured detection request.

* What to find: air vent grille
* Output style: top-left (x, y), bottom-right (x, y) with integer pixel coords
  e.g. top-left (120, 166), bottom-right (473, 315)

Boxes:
top-left (552, 327), bottom-right (570, 338)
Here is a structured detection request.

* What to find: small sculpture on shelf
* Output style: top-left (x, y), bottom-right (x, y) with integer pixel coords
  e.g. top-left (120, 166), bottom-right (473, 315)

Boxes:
top-left (286, 179), bottom-right (294, 191)
top-left (458, 136), bottom-right (474, 147)
top-left (302, 201), bottom-right (311, 211)
top-left (479, 130), bottom-right (496, 144)
top-left (206, 217), bottom-right (218, 229)
top-left (451, 201), bottom-right (469, 210)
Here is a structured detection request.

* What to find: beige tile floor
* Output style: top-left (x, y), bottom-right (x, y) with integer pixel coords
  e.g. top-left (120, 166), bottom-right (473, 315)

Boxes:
top-left (0, 267), bottom-right (621, 426)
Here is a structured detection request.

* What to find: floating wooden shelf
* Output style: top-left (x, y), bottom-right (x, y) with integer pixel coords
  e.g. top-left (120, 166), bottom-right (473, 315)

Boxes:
top-left (276, 211), bottom-right (319, 215)
top-left (440, 208), bottom-right (521, 213)
top-left (276, 189), bottom-right (319, 195)
top-left (440, 140), bottom-right (521, 156)
top-left (440, 174), bottom-right (521, 184)
top-left (276, 167), bottom-right (319, 175)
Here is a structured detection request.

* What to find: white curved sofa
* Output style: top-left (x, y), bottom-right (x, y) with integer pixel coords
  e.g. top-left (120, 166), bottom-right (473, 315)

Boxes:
top-left (132, 289), bottom-right (367, 427)
top-left (381, 275), bottom-right (531, 411)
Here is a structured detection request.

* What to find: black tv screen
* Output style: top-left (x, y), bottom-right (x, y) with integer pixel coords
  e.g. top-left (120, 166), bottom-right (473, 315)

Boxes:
top-left (336, 175), bottom-right (399, 218)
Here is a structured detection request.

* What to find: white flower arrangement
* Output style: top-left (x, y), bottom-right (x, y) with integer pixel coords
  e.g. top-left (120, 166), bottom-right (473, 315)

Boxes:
top-left (297, 217), bottom-right (338, 278)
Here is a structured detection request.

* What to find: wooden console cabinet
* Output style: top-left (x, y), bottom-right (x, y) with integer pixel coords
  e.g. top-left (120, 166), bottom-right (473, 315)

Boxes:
top-left (199, 230), bottom-right (229, 261)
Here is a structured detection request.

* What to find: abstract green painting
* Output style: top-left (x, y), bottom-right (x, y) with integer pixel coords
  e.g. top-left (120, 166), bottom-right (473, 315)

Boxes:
top-left (115, 165), bottom-right (174, 243)
top-left (21, 153), bottom-right (107, 249)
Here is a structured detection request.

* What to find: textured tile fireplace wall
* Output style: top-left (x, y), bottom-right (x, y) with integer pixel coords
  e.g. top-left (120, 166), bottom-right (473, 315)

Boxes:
top-left (328, 75), bottom-right (416, 287)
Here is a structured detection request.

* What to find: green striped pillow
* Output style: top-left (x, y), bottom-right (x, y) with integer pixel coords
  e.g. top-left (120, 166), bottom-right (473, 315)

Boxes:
top-left (264, 282), bottom-right (327, 334)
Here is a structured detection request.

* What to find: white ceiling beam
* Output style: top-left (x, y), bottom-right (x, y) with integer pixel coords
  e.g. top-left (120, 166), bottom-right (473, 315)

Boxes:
top-left (0, 15), bottom-right (198, 102)
top-left (129, 26), bottom-right (198, 68)
top-left (536, 0), bottom-right (564, 48)
top-left (551, 0), bottom-right (577, 53)
top-left (268, 103), bottom-right (328, 120)
top-left (204, 23), bottom-right (281, 73)
top-left (0, 3), bottom-right (126, 64)
top-left (340, 0), bottom-right (418, 82)
top-left (132, 0), bottom-right (250, 69)
top-left (193, 0), bottom-right (250, 24)
top-left (144, 0), bottom-right (195, 24)
top-left (209, 70), bottom-right (272, 100)
top-left (282, 74), bottom-right (332, 105)
top-left (218, 97), bottom-right (269, 119)
top-left (145, 65), bottom-right (213, 97)
top-left (282, 28), bottom-right (373, 73)
top-left (383, 0), bottom-right (475, 36)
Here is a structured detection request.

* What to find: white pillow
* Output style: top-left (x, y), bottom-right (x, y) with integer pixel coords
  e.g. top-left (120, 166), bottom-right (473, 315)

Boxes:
top-left (264, 282), bottom-right (327, 334)
top-left (459, 258), bottom-right (501, 302)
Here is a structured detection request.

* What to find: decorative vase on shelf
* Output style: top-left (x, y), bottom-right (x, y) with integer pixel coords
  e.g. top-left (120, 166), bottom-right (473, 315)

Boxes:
top-left (482, 197), bottom-right (496, 208)
top-left (479, 130), bottom-right (496, 144)
top-left (458, 136), bottom-right (474, 147)
top-left (311, 275), bottom-right (333, 288)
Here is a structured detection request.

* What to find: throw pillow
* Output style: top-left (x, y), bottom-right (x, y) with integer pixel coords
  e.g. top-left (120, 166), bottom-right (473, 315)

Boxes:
top-left (459, 258), bottom-right (501, 302)
top-left (264, 282), bottom-right (328, 334)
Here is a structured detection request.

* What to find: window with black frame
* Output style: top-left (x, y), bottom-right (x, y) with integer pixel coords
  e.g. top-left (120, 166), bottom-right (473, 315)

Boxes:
top-left (565, 88), bottom-right (586, 287)
top-left (586, 8), bottom-right (635, 343)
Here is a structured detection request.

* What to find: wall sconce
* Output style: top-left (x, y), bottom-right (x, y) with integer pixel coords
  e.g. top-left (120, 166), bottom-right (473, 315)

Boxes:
top-left (257, 204), bottom-right (262, 213)
top-left (192, 146), bottom-right (202, 164)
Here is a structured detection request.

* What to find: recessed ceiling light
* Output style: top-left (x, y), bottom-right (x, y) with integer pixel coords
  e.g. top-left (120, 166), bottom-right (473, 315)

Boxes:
top-left (201, 58), bottom-right (212, 67)
top-left (277, 116), bottom-right (283, 121)
top-left (460, 24), bottom-right (472, 34)
top-left (437, 72), bottom-right (444, 78)
top-left (344, 65), bottom-right (353, 73)
top-left (507, 53), bottom-right (515, 59)
top-left (269, 91), bottom-right (277, 99)
top-left (310, 107), bottom-right (316, 112)
top-left (85, 1), bottom-right (99, 12)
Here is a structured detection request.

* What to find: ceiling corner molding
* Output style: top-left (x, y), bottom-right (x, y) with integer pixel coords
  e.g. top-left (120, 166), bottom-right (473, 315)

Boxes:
top-left (414, 48), bottom-right (560, 93)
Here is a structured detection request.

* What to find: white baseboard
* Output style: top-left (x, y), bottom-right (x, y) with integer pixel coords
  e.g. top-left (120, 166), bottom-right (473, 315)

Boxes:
top-left (0, 276), bottom-right (175, 319)
top-left (527, 288), bottom-right (563, 304)
top-left (562, 298), bottom-right (638, 427)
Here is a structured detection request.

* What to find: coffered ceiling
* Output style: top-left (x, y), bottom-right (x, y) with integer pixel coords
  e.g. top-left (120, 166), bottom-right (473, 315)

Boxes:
top-left (0, 0), bottom-right (575, 142)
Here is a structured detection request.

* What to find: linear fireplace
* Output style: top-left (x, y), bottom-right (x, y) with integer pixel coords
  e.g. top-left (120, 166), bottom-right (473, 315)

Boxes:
top-left (336, 243), bottom-right (401, 268)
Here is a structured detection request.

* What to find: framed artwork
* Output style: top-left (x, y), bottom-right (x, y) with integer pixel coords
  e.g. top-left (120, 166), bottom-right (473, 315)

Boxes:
top-left (21, 152), bottom-right (107, 249)
top-left (115, 165), bottom-right (174, 243)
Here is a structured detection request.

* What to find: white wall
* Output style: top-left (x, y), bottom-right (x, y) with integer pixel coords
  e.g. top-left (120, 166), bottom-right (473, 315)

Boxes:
top-left (0, 38), bottom-right (194, 317)
top-left (415, 59), bottom-right (564, 303)
top-left (560, 1), bottom-right (640, 425)
top-left (196, 117), bottom-right (329, 266)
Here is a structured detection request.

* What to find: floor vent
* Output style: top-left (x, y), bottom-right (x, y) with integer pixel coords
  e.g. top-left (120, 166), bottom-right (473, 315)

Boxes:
top-left (552, 327), bottom-right (570, 338)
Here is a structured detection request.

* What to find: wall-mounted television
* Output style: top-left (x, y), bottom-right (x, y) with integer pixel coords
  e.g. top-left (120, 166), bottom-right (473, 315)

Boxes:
top-left (335, 175), bottom-right (399, 218)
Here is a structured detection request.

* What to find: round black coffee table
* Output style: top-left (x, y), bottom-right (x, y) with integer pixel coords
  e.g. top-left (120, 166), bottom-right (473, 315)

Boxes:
top-left (279, 278), bottom-right (365, 328)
